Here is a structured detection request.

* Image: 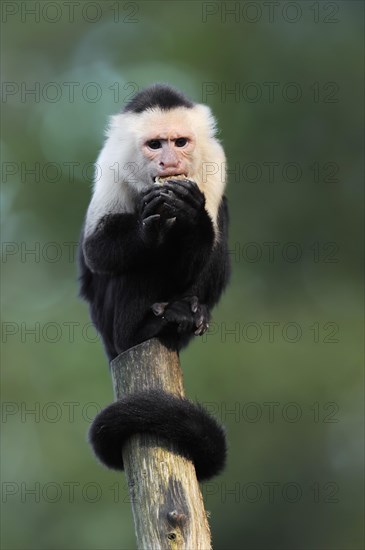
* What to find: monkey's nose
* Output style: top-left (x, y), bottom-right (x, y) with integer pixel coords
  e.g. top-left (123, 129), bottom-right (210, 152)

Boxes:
top-left (159, 159), bottom-right (179, 166)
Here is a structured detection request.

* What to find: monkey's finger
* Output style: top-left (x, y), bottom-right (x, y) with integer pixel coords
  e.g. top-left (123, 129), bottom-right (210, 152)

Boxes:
top-left (142, 196), bottom-right (166, 217)
top-left (162, 197), bottom-right (192, 213)
top-left (163, 182), bottom-right (204, 209)
top-left (140, 189), bottom-right (165, 212)
top-left (142, 214), bottom-right (161, 229)
top-left (160, 202), bottom-right (179, 217)
top-left (143, 191), bottom-right (166, 206)
top-left (163, 182), bottom-right (192, 199)
top-left (184, 296), bottom-right (199, 313)
top-left (195, 322), bottom-right (209, 336)
top-left (165, 179), bottom-right (201, 198)
top-left (151, 302), bottom-right (169, 316)
top-left (160, 201), bottom-right (175, 211)
top-left (139, 192), bottom-right (160, 212)
top-left (163, 217), bottom-right (177, 230)
top-left (195, 313), bottom-right (204, 327)
top-left (141, 187), bottom-right (163, 200)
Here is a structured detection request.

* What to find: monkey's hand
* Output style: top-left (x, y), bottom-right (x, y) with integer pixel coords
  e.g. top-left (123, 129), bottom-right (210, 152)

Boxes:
top-left (138, 187), bottom-right (177, 246)
top-left (152, 296), bottom-right (210, 336)
top-left (157, 180), bottom-right (207, 226)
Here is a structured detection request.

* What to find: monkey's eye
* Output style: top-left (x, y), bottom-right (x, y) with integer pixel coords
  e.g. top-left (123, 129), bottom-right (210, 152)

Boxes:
top-left (175, 138), bottom-right (188, 147)
top-left (147, 140), bottom-right (162, 150)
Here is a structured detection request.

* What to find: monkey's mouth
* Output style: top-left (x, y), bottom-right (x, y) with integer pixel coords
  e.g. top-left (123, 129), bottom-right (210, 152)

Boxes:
top-left (154, 174), bottom-right (188, 185)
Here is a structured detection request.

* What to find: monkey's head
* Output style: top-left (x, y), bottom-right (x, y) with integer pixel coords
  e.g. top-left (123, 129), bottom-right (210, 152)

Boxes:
top-left (87, 84), bottom-right (226, 234)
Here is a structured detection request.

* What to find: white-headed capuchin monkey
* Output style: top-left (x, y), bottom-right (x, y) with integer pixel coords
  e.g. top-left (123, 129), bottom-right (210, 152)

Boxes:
top-left (81, 84), bottom-right (230, 480)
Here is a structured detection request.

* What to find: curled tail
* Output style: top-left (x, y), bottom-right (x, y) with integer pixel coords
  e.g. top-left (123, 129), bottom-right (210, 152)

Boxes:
top-left (89, 389), bottom-right (226, 481)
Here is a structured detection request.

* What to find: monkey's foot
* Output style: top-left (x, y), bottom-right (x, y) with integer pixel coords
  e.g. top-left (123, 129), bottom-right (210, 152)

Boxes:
top-left (152, 297), bottom-right (210, 335)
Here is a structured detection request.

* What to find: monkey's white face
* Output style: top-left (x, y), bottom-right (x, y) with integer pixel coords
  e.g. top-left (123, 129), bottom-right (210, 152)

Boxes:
top-left (142, 132), bottom-right (195, 182)
top-left (85, 104), bottom-right (226, 237)
top-left (140, 116), bottom-right (196, 182)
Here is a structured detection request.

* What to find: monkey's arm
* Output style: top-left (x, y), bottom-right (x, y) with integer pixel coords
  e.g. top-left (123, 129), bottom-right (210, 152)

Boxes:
top-left (83, 182), bottom-right (214, 278)
top-left (82, 213), bottom-right (152, 274)
top-left (142, 180), bottom-right (217, 286)
top-left (134, 197), bottom-right (230, 346)
top-left (81, 197), bottom-right (178, 275)
top-left (168, 190), bottom-right (230, 300)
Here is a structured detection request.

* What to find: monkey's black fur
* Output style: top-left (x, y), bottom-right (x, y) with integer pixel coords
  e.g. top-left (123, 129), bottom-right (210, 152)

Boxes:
top-left (79, 183), bottom-right (230, 360)
top-left (89, 390), bottom-right (226, 481)
top-left (123, 83), bottom-right (194, 113)
top-left (80, 85), bottom-right (230, 481)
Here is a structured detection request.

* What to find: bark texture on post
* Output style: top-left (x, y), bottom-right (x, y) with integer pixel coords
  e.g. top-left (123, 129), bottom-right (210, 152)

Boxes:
top-left (110, 338), bottom-right (212, 550)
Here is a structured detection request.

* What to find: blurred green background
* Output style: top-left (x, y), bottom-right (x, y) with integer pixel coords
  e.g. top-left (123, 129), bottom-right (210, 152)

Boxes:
top-left (1, 1), bottom-right (363, 549)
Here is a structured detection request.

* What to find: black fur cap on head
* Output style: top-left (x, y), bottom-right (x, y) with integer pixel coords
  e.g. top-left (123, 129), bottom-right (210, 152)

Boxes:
top-left (123, 83), bottom-right (194, 113)
top-left (89, 389), bottom-right (227, 481)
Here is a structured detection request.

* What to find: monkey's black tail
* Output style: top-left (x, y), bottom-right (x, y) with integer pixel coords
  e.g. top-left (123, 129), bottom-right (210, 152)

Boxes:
top-left (89, 389), bottom-right (226, 481)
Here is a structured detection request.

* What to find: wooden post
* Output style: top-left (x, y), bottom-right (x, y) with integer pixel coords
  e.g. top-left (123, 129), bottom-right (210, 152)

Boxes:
top-left (110, 338), bottom-right (212, 549)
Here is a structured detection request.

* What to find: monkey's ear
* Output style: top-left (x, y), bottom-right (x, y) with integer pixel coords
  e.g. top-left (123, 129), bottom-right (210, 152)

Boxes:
top-left (89, 389), bottom-right (227, 481)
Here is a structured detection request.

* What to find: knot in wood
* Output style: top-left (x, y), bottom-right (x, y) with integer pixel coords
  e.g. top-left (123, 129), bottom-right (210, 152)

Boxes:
top-left (167, 509), bottom-right (188, 527)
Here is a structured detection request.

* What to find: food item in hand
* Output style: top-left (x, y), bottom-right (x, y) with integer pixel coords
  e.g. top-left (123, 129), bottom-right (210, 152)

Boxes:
top-left (154, 174), bottom-right (189, 185)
